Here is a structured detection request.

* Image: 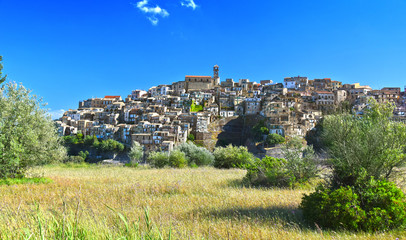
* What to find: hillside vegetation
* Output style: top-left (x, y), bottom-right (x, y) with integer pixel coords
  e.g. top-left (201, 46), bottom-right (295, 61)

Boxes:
top-left (0, 165), bottom-right (404, 239)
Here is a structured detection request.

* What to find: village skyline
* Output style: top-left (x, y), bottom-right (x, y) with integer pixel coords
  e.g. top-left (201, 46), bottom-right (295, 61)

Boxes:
top-left (1, 0), bottom-right (406, 117)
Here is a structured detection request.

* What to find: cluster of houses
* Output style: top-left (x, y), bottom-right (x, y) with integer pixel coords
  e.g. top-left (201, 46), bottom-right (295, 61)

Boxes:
top-left (56, 65), bottom-right (406, 152)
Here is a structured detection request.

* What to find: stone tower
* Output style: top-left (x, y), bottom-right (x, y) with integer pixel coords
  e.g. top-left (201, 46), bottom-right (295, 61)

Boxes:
top-left (213, 65), bottom-right (220, 85)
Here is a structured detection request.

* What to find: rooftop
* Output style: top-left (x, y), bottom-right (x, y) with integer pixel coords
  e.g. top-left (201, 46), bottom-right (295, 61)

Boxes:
top-left (185, 75), bottom-right (212, 78)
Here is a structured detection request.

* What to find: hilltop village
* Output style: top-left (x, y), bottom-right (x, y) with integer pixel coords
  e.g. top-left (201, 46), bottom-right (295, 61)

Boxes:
top-left (56, 65), bottom-right (406, 152)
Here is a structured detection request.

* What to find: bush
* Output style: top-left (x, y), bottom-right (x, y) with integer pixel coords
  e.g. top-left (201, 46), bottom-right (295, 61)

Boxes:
top-left (213, 145), bottom-right (253, 169)
top-left (128, 141), bottom-right (143, 164)
top-left (84, 135), bottom-right (99, 146)
top-left (252, 120), bottom-right (268, 140)
top-left (300, 178), bottom-right (406, 231)
top-left (78, 151), bottom-right (89, 161)
top-left (168, 150), bottom-right (187, 168)
top-left (147, 150), bottom-right (188, 168)
top-left (99, 139), bottom-right (124, 153)
top-left (187, 134), bottom-right (195, 142)
top-left (175, 142), bottom-right (214, 166)
top-left (282, 139), bottom-right (318, 184)
top-left (147, 152), bottom-right (169, 168)
top-left (65, 155), bottom-right (85, 163)
top-left (245, 138), bottom-right (318, 188)
top-left (244, 156), bottom-right (294, 187)
top-left (125, 162), bottom-right (139, 168)
top-left (322, 99), bottom-right (406, 188)
top-left (265, 133), bottom-right (285, 146)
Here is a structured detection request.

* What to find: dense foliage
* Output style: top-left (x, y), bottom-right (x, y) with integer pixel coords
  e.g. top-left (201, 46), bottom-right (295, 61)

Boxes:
top-left (175, 142), bottom-right (214, 166)
top-left (0, 82), bottom-right (67, 178)
top-left (147, 150), bottom-right (188, 168)
top-left (244, 156), bottom-right (294, 187)
top-left (63, 134), bottom-right (124, 161)
top-left (187, 133), bottom-right (195, 142)
top-left (213, 145), bottom-right (253, 169)
top-left (147, 151), bottom-right (169, 168)
top-left (265, 133), bottom-right (285, 146)
top-left (301, 178), bottom-right (406, 231)
top-left (282, 138), bottom-right (318, 184)
top-left (128, 141), bottom-right (143, 164)
top-left (301, 100), bottom-right (406, 231)
top-left (168, 150), bottom-right (188, 168)
top-left (322, 99), bottom-right (406, 188)
top-left (245, 138), bottom-right (318, 188)
top-left (252, 120), bottom-right (268, 140)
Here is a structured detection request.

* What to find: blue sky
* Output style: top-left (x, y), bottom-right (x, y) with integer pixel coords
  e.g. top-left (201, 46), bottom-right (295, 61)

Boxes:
top-left (1, 0), bottom-right (406, 118)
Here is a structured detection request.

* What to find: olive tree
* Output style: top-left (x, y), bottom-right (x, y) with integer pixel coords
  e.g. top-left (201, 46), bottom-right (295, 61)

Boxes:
top-left (0, 56), bottom-right (6, 85)
top-left (213, 145), bottom-right (253, 169)
top-left (175, 141), bottom-right (214, 166)
top-left (0, 82), bottom-right (67, 178)
top-left (282, 137), bottom-right (318, 184)
top-left (128, 141), bottom-right (143, 164)
top-left (322, 99), bottom-right (406, 188)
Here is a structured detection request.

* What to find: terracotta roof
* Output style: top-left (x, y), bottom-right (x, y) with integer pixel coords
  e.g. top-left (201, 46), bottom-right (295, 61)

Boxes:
top-left (315, 91), bottom-right (333, 94)
top-left (185, 75), bottom-right (212, 78)
top-left (104, 96), bottom-right (121, 99)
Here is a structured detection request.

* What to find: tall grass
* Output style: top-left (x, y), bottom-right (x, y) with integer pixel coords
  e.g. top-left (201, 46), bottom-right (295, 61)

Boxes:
top-left (0, 165), bottom-right (404, 239)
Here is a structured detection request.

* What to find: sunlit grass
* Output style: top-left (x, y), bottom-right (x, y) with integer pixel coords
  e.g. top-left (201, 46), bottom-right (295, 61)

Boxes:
top-left (0, 177), bottom-right (53, 186)
top-left (0, 165), bottom-right (404, 239)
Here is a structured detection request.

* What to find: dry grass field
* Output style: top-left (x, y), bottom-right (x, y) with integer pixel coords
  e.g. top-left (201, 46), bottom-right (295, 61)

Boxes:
top-left (0, 165), bottom-right (404, 239)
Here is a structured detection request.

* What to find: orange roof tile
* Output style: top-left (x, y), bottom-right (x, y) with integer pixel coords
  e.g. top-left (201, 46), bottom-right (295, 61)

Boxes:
top-left (104, 96), bottom-right (121, 99)
top-left (185, 75), bottom-right (212, 78)
top-left (315, 91), bottom-right (333, 94)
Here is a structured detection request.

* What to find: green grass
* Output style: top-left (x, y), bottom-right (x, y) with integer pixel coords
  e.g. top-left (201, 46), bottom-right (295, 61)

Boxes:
top-left (0, 166), bottom-right (404, 239)
top-left (0, 177), bottom-right (53, 186)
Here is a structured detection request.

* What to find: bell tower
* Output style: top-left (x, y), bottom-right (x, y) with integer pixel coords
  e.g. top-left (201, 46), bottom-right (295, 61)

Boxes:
top-left (213, 65), bottom-right (220, 85)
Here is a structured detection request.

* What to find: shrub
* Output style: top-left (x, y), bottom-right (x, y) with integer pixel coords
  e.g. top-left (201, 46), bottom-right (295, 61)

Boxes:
top-left (282, 139), bottom-right (318, 184)
top-left (65, 155), bottom-right (85, 163)
top-left (128, 141), bottom-right (143, 164)
top-left (124, 162), bottom-right (139, 168)
top-left (252, 120), bottom-right (268, 140)
top-left (322, 99), bottom-right (406, 188)
top-left (300, 178), bottom-right (406, 231)
top-left (244, 156), bottom-right (294, 187)
top-left (168, 150), bottom-right (187, 168)
top-left (99, 139), bottom-right (124, 153)
top-left (175, 142), bottom-right (214, 166)
top-left (213, 145), bottom-right (253, 169)
top-left (245, 138), bottom-right (318, 188)
top-left (78, 151), bottom-right (89, 161)
top-left (187, 134), bottom-right (195, 142)
top-left (265, 133), bottom-right (285, 146)
top-left (147, 152), bottom-right (169, 168)
top-left (147, 150), bottom-right (188, 168)
top-left (84, 135), bottom-right (99, 146)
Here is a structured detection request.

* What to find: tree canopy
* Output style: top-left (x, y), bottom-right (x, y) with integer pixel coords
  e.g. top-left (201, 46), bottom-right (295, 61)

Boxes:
top-left (0, 82), bottom-right (66, 178)
top-left (322, 99), bottom-right (406, 188)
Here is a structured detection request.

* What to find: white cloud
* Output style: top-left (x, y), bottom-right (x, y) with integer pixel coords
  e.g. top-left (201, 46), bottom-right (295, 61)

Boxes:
top-left (135, 0), bottom-right (169, 25)
top-left (148, 17), bottom-right (159, 26)
top-left (181, 0), bottom-right (198, 10)
top-left (48, 109), bottom-right (65, 120)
